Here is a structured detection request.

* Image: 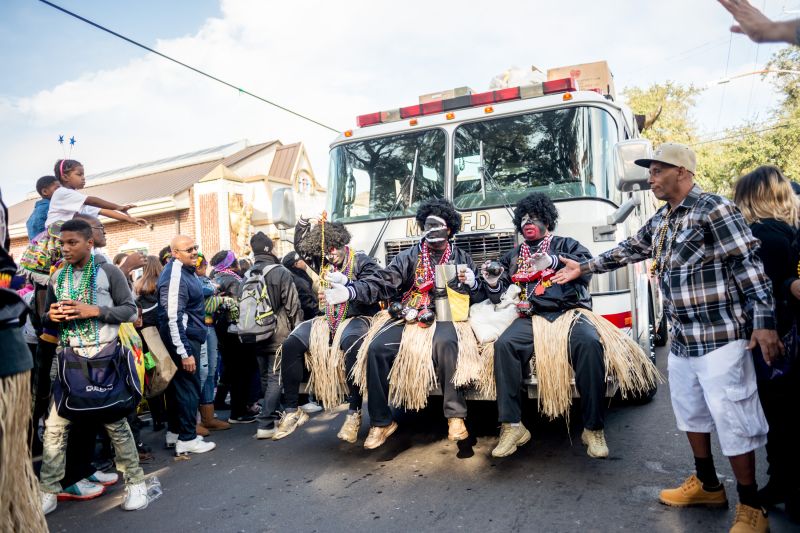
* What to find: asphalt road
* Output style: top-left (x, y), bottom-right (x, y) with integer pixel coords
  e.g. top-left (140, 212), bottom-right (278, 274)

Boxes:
top-left (45, 345), bottom-right (797, 533)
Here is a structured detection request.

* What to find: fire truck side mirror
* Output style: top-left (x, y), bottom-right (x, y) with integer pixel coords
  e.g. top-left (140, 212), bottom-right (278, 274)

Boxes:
top-left (614, 139), bottom-right (652, 192)
top-left (272, 187), bottom-right (297, 230)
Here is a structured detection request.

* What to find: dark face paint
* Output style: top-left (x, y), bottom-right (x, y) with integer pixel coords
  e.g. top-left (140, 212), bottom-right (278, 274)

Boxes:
top-left (326, 246), bottom-right (346, 268)
top-left (521, 215), bottom-right (546, 241)
top-left (423, 215), bottom-right (449, 250)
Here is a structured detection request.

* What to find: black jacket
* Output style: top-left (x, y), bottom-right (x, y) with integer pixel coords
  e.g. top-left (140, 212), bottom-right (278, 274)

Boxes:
top-left (351, 241), bottom-right (482, 306)
top-left (751, 219), bottom-right (799, 336)
top-left (487, 235), bottom-right (593, 317)
top-left (251, 252), bottom-right (301, 346)
top-left (288, 266), bottom-right (319, 321)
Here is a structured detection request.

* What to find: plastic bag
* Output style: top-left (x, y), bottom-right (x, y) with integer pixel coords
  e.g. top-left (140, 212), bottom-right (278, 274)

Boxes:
top-left (146, 476), bottom-right (163, 503)
top-left (468, 284), bottom-right (521, 343)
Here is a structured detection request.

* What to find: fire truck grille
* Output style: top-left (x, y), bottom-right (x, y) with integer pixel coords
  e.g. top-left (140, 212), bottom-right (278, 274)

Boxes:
top-left (384, 232), bottom-right (516, 266)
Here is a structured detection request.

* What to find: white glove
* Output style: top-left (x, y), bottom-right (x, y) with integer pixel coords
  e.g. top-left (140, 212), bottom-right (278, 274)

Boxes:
top-left (481, 261), bottom-right (504, 288)
top-left (531, 253), bottom-right (557, 272)
top-left (458, 266), bottom-right (477, 289)
top-left (325, 271), bottom-right (349, 285)
top-left (324, 283), bottom-right (351, 305)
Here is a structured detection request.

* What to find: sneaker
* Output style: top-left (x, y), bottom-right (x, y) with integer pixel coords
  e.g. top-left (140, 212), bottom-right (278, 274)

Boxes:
top-left (447, 418), bottom-right (469, 441)
top-left (659, 475), bottom-right (728, 508)
top-left (364, 421), bottom-right (399, 450)
top-left (729, 503), bottom-right (769, 533)
top-left (227, 414), bottom-right (257, 424)
top-left (337, 411), bottom-right (362, 443)
top-left (300, 401), bottom-right (323, 413)
top-left (41, 491), bottom-right (57, 515)
top-left (165, 431), bottom-right (178, 448)
top-left (581, 428), bottom-right (609, 458)
top-left (121, 481), bottom-right (148, 511)
top-left (175, 436), bottom-right (216, 456)
top-left (255, 427), bottom-right (276, 439)
top-left (87, 470), bottom-right (119, 487)
top-left (491, 423), bottom-right (532, 458)
top-left (273, 410), bottom-right (310, 440)
top-left (57, 479), bottom-right (106, 501)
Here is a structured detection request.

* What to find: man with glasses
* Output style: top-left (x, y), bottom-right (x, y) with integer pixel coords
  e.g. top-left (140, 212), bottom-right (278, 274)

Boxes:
top-left (555, 143), bottom-right (781, 532)
top-left (157, 235), bottom-right (215, 455)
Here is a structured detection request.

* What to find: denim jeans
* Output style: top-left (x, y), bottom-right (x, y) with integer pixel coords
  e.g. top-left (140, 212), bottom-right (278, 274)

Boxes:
top-left (39, 404), bottom-right (144, 493)
top-left (198, 326), bottom-right (219, 405)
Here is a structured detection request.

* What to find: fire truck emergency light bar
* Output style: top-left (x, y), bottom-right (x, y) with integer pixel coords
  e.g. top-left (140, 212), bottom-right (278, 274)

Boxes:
top-left (356, 77), bottom-right (579, 128)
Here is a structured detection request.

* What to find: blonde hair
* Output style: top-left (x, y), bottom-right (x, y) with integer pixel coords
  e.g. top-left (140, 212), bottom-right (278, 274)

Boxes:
top-left (734, 166), bottom-right (799, 228)
top-left (133, 255), bottom-right (163, 296)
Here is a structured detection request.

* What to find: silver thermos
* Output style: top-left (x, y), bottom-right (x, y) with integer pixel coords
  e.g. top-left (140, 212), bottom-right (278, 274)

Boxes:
top-left (434, 264), bottom-right (456, 321)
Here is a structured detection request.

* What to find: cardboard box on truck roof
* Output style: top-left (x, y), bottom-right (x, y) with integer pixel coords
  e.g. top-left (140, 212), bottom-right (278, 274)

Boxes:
top-left (547, 61), bottom-right (616, 100)
top-left (419, 86), bottom-right (474, 104)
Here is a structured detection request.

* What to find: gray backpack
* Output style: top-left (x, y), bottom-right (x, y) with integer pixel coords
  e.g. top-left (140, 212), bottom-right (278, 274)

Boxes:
top-left (237, 264), bottom-right (279, 343)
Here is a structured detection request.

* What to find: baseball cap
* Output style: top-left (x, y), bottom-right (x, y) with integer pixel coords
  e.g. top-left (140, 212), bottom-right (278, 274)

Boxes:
top-left (634, 142), bottom-right (696, 174)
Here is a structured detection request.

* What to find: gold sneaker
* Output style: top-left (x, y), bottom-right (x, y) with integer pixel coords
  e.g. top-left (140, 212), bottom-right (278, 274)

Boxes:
top-left (491, 423), bottom-right (532, 457)
top-left (363, 421), bottom-right (398, 450)
top-left (272, 409), bottom-right (310, 440)
top-left (337, 411), bottom-right (362, 443)
top-left (659, 475), bottom-right (728, 508)
top-left (729, 503), bottom-right (769, 533)
top-left (581, 429), bottom-right (609, 459)
top-left (447, 418), bottom-right (469, 441)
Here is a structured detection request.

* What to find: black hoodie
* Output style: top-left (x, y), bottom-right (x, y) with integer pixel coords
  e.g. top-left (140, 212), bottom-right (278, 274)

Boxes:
top-left (751, 218), bottom-right (799, 335)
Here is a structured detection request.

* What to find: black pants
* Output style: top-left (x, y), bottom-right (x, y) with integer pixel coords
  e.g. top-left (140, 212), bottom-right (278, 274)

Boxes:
top-left (757, 366), bottom-right (800, 489)
top-left (281, 317), bottom-right (370, 411)
top-left (31, 341), bottom-right (56, 431)
top-left (218, 330), bottom-right (258, 418)
top-left (366, 320), bottom-right (466, 427)
top-left (166, 340), bottom-right (202, 441)
top-left (251, 341), bottom-right (282, 430)
top-left (494, 316), bottom-right (606, 430)
top-left (61, 421), bottom-right (99, 488)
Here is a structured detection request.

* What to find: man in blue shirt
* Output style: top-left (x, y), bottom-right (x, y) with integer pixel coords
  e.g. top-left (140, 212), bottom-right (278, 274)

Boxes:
top-left (26, 176), bottom-right (59, 240)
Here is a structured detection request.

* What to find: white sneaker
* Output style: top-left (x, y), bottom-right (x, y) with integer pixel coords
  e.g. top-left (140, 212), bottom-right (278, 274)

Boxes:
top-left (121, 481), bottom-right (148, 511)
top-left (57, 479), bottom-right (105, 501)
top-left (87, 470), bottom-right (119, 486)
top-left (300, 401), bottom-right (323, 413)
top-left (165, 431), bottom-right (178, 448)
top-left (175, 436), bottom-right (216, 456)
top-left (255, 428), bottom-right (276, 439)
top-left (41, 491), bottom-right (57, 515)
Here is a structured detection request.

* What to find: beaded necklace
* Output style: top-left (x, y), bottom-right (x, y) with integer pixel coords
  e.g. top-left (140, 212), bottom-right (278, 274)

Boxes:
top-left (323, 246), bottom-right (356, 335)
top-left (214, 267), bottom-right (242, 281)
top-left (55, 254), bottom-right (99, 348)
top-left (402, 241), bottom-right (452, 308)
top-left (513, 234), bottom-right (554, 299)
top-left (650, 206), bottom-right (680, 279)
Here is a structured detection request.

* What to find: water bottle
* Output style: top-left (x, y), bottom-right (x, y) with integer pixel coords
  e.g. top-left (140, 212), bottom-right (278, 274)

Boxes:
top-left (146, 476), bottom-right (163, 503)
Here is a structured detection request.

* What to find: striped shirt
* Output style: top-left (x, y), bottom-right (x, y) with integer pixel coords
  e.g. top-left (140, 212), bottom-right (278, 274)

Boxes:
top-left (582, 184), bottom-right (775, 357)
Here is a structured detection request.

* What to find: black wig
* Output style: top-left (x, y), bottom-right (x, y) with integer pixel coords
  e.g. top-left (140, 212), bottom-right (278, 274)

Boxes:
top-left (415, 198), bottom-right (462, 237)
top-left (513, 193), bottom-right (559, 232)
top-left (296, 221), bottom-right (352, 259)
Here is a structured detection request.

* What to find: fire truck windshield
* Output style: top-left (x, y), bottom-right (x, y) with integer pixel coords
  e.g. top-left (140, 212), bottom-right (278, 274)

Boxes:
top-left (453, 106), bottom-right (619, 209)
top-left (329, 129), bottom-right (446, 223)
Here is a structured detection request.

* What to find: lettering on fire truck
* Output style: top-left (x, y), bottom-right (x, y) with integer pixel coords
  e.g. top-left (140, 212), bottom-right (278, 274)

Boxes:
top-left (405, 210), bottom-right (496, 237)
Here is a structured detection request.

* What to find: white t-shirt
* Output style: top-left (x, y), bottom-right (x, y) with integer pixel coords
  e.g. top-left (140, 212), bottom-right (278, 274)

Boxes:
top-left (45, 187), bottom-right (102, 226)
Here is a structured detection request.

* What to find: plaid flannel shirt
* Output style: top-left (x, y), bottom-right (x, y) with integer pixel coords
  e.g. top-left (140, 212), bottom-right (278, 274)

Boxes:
top-left (582, 184), bottom-right (775, 357)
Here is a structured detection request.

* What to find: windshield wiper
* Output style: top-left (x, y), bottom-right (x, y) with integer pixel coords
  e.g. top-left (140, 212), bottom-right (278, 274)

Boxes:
top-left (478, 140), bottom-right (515, 221)
top-left (368, 148), bottom-right (420, 259)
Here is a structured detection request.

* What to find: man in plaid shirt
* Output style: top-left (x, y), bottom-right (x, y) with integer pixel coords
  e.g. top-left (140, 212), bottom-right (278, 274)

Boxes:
top-left (555, 143), bottom-right (781, 533)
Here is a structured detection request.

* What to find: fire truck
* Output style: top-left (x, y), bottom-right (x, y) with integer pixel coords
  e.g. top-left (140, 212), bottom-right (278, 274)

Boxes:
top-left (276, 62), bottom-right (666, 401)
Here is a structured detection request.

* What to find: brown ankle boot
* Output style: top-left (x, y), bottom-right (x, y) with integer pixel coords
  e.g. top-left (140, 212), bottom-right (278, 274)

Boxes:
top-left (200, 404), bottom-right (231, 431)
top-left (196, 423), bottom-right (210, 437)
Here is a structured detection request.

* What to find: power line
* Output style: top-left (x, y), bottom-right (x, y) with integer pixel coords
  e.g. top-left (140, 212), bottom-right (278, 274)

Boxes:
top-left (37, 0), bottom-right (341, 134)
top-left (691, 121), bottom-right (797, 146)
top-left (625, 36), bottom-right (732, 76)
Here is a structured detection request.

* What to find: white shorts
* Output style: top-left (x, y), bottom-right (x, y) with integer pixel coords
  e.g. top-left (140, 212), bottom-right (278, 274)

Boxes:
top-left (668, 340), bottom-right (768, 457)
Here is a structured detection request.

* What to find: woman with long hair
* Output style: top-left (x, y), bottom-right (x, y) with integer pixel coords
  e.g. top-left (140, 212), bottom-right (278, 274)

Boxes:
top-left (734, 165), bottom-right (800, 520)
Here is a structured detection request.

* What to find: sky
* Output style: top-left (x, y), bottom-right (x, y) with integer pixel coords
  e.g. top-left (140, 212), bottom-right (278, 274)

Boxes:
top-left (1, 0), bottom-right (798, 207)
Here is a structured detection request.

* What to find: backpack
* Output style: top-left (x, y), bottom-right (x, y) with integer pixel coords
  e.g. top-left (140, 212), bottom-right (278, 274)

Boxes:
top-left (20, 221), bottom-right (65, 276)
top-left (237, 264), bottom-right (279, 343)
top-left (52, 341), bottom-right (143, 423)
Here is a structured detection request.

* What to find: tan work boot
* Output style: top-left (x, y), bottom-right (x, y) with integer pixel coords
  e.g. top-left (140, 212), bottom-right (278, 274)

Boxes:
top-left (273, 409), bottom-right (310, 440)
top-left (337, 411), bottom-right (362, 443)
top-left (200, 404), bottom-right (231, 431)
top-left (447, 418), bottom-right (469, 441)
top-left (491, 423), bottom-right (532, 457)
top-left (364, 421), bottom-right (398, 450)
top-left (659, 475), bottom-right (728, 508)
top-left (729, 503), bottom-right (769, 533)
top-left (196, 423), bottom-right (210, 437)
top-left (581, 428), bottom-right (609, 458)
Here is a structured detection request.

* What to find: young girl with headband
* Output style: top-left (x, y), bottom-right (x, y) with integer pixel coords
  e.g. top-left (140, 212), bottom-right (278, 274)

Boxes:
top-left (46, 159), bottom-right (148, 227)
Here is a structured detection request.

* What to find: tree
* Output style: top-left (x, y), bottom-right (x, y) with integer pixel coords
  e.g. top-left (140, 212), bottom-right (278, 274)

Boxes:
top-left (622, 81), bottom-right (704, 146)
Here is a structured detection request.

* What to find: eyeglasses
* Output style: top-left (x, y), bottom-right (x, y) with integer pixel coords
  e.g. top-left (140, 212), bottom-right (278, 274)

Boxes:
top-left (176, 245), bottom-right (199, 253)
top-left (91, 226), bottom-right (106, 233)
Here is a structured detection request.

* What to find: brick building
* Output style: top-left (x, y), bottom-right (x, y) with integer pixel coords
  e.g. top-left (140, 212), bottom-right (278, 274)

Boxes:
top-left (7, 139), bottom-right (325, 261)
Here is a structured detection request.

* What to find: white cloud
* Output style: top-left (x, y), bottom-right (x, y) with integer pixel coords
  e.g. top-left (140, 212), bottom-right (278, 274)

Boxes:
top-left (0, 0), bottom-right (794, 206)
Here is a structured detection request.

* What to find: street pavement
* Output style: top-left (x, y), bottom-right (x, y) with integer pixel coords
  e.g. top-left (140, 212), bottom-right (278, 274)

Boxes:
top-left (45, 345), bottom-right (797, 532)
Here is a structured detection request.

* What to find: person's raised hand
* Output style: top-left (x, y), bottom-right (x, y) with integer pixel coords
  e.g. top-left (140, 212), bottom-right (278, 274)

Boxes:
top-left (551, 256), bottom-right (581, 284)
top-left (718, 0), bottom-right (797, 44)
top-left (119, 252), bottom-right (146, 276)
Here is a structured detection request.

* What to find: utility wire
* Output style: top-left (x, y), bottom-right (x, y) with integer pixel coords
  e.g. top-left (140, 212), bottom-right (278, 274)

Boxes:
top-left (691, 121), bottom-right (797, 146)
top-left (745, 0), bottom-right (769, 118)
top-left (37, 0), bottom-right (341, 134)
top-left (715, 33), bottom-right (735, 132)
